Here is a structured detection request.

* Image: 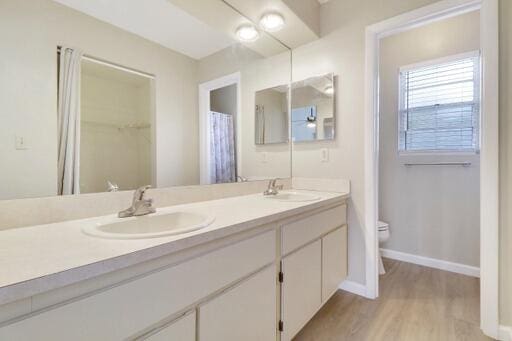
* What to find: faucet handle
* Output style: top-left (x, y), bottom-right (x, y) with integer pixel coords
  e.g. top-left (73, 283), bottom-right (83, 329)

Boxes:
top-left (133, 185), bottom-right (152, 200)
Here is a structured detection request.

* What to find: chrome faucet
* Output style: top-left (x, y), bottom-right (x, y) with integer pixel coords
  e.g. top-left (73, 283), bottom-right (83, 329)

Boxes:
top-left (263, 179), bottom-right (283, 196)
top-left (118, 185), bottom-right (156, 218)
top-left (107, 181), bottom-right (119, 192)
top-left (237, 175), bottom-right (248, 182)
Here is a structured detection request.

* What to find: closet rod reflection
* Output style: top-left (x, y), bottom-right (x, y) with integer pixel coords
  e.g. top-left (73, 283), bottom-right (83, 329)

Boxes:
top-left (57, 46), bottom-right (155, 80)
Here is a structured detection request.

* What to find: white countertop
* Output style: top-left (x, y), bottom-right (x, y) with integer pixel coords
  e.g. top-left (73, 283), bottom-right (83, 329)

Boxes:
top-left (0, 190), bottom-right (348, 306)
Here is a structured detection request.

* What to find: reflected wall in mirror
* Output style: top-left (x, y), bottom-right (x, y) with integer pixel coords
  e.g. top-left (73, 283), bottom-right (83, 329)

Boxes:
top-left (79, 59), bottom-right (155, 194)
top-left (254, 85), bottom-right (289, 145)
top-left (291, 73), bottom-right (335, 142)
top-left (0, 0), bottom-right (291, 200)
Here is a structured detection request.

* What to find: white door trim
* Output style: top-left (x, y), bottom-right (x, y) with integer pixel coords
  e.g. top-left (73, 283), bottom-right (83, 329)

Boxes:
top-left (198, 73), bottom-right (241, 184)
top-left (364, 0), bottom-right (499, 338)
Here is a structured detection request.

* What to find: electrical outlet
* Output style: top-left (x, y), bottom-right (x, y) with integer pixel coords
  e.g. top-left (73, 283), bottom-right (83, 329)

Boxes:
top-left (261, 152), bottom-right (268, 163)
top-left (321, 148), bottom-right (329, 162)
top-left (15, 135), bottom-right (28, 150)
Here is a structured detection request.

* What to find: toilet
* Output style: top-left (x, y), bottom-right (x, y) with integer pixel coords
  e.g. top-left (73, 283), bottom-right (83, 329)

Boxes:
top-left (378, 221), bottom-right (390, 274)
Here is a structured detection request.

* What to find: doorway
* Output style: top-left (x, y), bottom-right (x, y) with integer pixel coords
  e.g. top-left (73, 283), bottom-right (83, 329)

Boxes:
top-left (198, 73), bottom-right (241, 185)
top-left (364, 0), bottom-right (499, 338)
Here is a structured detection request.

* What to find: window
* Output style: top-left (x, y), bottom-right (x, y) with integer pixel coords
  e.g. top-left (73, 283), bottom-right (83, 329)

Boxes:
top-left (398, 52), bottom-right (480, 153)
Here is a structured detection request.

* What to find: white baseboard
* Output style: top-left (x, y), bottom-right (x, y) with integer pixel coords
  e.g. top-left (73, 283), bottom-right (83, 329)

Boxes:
top-left (339, 280), bottom-right (368, 297)
top-left (499, 325), bottom-right (512, 341)
top-left (380, 248), bottom-right (480, 278)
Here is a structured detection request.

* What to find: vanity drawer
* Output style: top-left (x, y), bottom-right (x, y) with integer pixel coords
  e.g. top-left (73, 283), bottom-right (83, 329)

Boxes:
top-left (145, 310), bottom-right (195, 341)
top-left (0, 230), bottom-right (275, 341)
top-left (282, 204), bottom-right (346, 255)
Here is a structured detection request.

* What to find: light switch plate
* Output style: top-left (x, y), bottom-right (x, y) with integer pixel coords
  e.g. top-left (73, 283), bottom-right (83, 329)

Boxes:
top-left (15, 135), bottom-right (28, 150)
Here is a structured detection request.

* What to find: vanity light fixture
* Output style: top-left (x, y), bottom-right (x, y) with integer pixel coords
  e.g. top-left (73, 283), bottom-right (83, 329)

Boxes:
top-left (236, 24), bottom-right (260, 42)
top-left (324, 85), bottom-right (334, 95)
top-left (259, 12), bottom-right (285, 32)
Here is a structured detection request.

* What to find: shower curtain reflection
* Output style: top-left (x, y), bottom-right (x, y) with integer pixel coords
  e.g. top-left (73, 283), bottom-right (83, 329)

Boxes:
top-left (209, 111), bottom-right (236, 183)
top-left (57, 46), bottom-right (84, 195)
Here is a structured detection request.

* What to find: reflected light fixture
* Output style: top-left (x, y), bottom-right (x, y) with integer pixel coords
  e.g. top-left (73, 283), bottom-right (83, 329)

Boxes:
top-left (306, 108), bottom-right (317, 128)
top-left (259, 12), bottom-right (285, 32)
top-left (236, 24), bottom-right (260, 42)
top-left (324, 85), bottom-right (334, 95)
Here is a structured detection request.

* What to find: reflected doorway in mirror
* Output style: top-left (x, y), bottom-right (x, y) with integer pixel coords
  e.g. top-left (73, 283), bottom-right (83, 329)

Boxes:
top-left (199, 73), bottom-right (241, 185)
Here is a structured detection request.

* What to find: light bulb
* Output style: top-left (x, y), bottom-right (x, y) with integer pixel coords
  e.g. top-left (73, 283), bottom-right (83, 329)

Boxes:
top-left (324, 85), bottom-right (334, 95)
top-left (259, 12), bottom-right (285, 32)
top-left (236, 25), bottom-right (260, 42)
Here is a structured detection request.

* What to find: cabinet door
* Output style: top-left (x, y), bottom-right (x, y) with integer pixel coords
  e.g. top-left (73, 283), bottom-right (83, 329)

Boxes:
top-left (322, 226), bottom-right (348, 302)
top-left (281, 240), bottom-right (322, 341)
top-left (199, 265), bottom-right (276, 341)
top-left (145, 311), bottom-right (195, 341)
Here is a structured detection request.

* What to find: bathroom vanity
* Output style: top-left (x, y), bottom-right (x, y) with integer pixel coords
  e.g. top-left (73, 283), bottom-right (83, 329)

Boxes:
top-left (0, 190), bottom-right (348, 341)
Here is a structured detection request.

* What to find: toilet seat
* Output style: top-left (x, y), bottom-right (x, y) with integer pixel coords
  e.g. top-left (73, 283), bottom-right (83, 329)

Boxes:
top-left (378, 221), bottom-right (389, 231)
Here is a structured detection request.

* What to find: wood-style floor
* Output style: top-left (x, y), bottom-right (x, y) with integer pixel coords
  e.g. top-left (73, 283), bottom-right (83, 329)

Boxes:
top-left (294, 258), bottom-right (492, 341)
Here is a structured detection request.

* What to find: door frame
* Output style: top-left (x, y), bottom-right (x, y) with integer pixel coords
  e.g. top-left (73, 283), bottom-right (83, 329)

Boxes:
top-left (363, 0), bottom-right (499, 338)
top-left (198, 72), bottom-right (241, 184)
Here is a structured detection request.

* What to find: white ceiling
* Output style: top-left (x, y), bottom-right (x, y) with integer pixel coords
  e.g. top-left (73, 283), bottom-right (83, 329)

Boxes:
top-left (52, 0), bottom-right (235, 60)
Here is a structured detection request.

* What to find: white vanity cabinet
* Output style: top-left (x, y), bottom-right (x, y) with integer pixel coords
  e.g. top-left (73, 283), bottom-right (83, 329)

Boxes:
top-left (0, 199), bottom-right (348, 341)
top-left (322, 226), bottom-right (348, 302)
top-left (280, 204), bottom-right (348, 341)
top-left (281, 240), bottom-right (322, 341)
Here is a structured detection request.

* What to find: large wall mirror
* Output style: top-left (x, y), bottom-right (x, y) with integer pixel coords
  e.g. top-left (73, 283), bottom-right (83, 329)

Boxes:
top-left (0, 0), bottom-right (291, 200)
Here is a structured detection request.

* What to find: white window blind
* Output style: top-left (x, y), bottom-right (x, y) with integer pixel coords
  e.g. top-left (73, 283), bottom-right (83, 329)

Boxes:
top-left (399, 52), bottom-right (480, 153)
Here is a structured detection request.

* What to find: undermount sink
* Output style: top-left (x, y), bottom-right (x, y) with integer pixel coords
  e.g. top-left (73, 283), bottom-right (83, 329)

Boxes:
top-left (82, 211), bottom-right (215, 239)
top-left (265, 192), bottom-right (321, 202)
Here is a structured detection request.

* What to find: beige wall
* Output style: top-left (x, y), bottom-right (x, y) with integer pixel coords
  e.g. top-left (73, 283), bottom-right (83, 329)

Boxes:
top-left (0, 0), bottom-right (199, 200)
top-left (378, 11), bottom-right (480, 267)
top-left (499, 0), bottom-right (512, 327)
